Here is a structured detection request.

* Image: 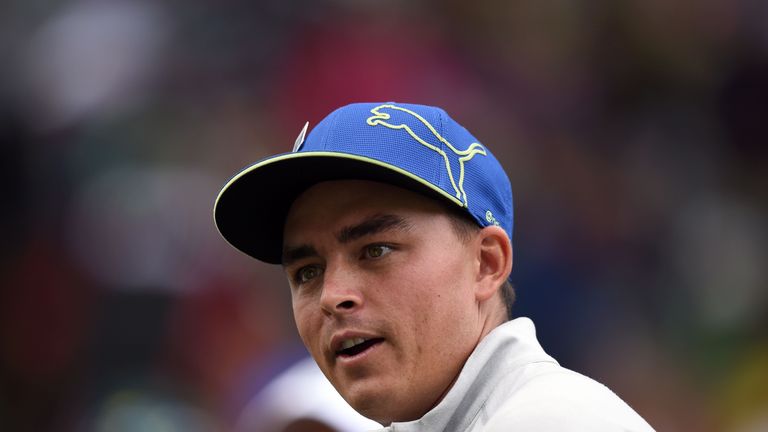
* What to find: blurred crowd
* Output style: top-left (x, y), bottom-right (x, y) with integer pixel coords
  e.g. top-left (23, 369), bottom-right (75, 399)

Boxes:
top-left (1, 0), bottom-right (766, 431)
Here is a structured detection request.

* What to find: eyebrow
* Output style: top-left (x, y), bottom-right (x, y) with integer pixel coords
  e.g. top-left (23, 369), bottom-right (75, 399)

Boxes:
top-left (336, 213), bottom-right (412, 244)
top-left (281, 214), bottom-right (412, 266)
top-left (281, 244), bottom-right (319, 267)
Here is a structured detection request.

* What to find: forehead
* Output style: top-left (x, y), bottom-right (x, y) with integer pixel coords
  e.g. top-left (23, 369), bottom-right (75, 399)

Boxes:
top-left (283, 180), bottom-right (450, 235)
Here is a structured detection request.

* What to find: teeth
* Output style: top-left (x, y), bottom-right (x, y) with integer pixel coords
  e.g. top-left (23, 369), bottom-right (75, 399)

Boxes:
top-left (341, 338), bottom-right (367, 350)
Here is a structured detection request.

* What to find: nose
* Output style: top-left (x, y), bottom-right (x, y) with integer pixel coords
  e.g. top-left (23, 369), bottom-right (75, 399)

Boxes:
top-left (319, 266), bottom-right (363, 317)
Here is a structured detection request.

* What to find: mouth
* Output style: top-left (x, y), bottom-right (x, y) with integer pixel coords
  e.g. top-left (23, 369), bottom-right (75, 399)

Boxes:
top-left (335, 337), bottom-right (385, 359)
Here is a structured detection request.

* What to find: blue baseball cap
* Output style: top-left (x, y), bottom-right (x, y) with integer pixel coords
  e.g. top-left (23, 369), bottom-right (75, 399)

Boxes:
top-left (214, 102), bottom-right (513, 264)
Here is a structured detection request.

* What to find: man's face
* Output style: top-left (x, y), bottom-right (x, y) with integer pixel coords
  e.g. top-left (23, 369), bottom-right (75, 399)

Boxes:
top-left (282, 180), bottom-right (486, 424)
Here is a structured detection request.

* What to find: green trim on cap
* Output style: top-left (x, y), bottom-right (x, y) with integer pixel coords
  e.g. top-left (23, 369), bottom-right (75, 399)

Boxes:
top-left (213, 151), bottom-right (466, 241)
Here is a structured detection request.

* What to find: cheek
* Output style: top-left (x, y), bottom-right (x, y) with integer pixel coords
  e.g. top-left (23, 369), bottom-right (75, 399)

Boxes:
top-left (418, 244), bottom-right (473, 291)
top-left (423, 251), bottom-right (478, 328)
top-left (292, 299), bottom-right (319, 348)
top-left (397, 247), bottom-right (474, 316)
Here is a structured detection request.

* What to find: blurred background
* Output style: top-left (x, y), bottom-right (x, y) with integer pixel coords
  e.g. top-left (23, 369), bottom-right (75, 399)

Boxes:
top-left (1, 0), bottom-right (767, 431)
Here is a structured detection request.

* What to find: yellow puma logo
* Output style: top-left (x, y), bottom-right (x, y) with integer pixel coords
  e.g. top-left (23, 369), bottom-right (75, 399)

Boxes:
top-left (366, 104), bottom-right (487, 207)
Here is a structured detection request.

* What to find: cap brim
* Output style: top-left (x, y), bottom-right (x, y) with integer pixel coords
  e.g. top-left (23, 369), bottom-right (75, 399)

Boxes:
top-left (214, 151), bottom-right (462, 264)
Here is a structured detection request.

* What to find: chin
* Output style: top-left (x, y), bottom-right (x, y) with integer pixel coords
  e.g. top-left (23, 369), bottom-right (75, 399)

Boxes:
top-left (340, 383), bottom-right (394, 425)
top-left (334, 368), bottom-right (425, 425)
top-left (343, 388), bottom-right (379, 415)
top-left (346, 391), bottom-right (426, 426)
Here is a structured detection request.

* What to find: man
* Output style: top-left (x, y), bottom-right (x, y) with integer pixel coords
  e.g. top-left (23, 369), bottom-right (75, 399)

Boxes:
top-left (214, 102), bottom-right (654, 431)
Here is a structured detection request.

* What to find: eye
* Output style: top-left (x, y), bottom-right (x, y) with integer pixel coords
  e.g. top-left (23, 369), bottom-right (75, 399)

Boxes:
top-left (364, 244), bottom-right (393, 259)
top-left (295, 265), bottom-right (323, 284)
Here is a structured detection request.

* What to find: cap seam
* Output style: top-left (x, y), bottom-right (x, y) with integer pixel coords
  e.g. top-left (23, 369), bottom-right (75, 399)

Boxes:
top-left (436, 109), bottom-right (446, 188)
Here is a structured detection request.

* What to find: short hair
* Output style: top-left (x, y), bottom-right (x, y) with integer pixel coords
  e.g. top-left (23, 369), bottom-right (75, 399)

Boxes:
top-left (441, 202), bottom-right (515, 320)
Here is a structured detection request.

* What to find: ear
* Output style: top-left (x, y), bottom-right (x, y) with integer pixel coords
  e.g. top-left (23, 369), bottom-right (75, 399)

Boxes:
top-left (474, 226), bottom-right (513, 302)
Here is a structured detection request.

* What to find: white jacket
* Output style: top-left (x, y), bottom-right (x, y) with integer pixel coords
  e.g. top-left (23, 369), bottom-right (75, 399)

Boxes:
top-left (376, 318), bottom-right (654, 432)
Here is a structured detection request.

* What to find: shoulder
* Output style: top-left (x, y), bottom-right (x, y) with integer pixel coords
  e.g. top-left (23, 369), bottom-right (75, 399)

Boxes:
top-left (483, 369), bottom-right (655, 432)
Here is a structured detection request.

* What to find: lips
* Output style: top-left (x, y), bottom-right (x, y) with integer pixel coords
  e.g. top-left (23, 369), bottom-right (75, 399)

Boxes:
top-left (331, 333), bottom-right (385, 359)
top-left (337, 338), bottom-right (384, 357)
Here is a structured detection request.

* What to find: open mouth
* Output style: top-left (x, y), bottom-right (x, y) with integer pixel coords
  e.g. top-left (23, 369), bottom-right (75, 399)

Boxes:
top-left (336, 338), bottom-right (384, 358)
